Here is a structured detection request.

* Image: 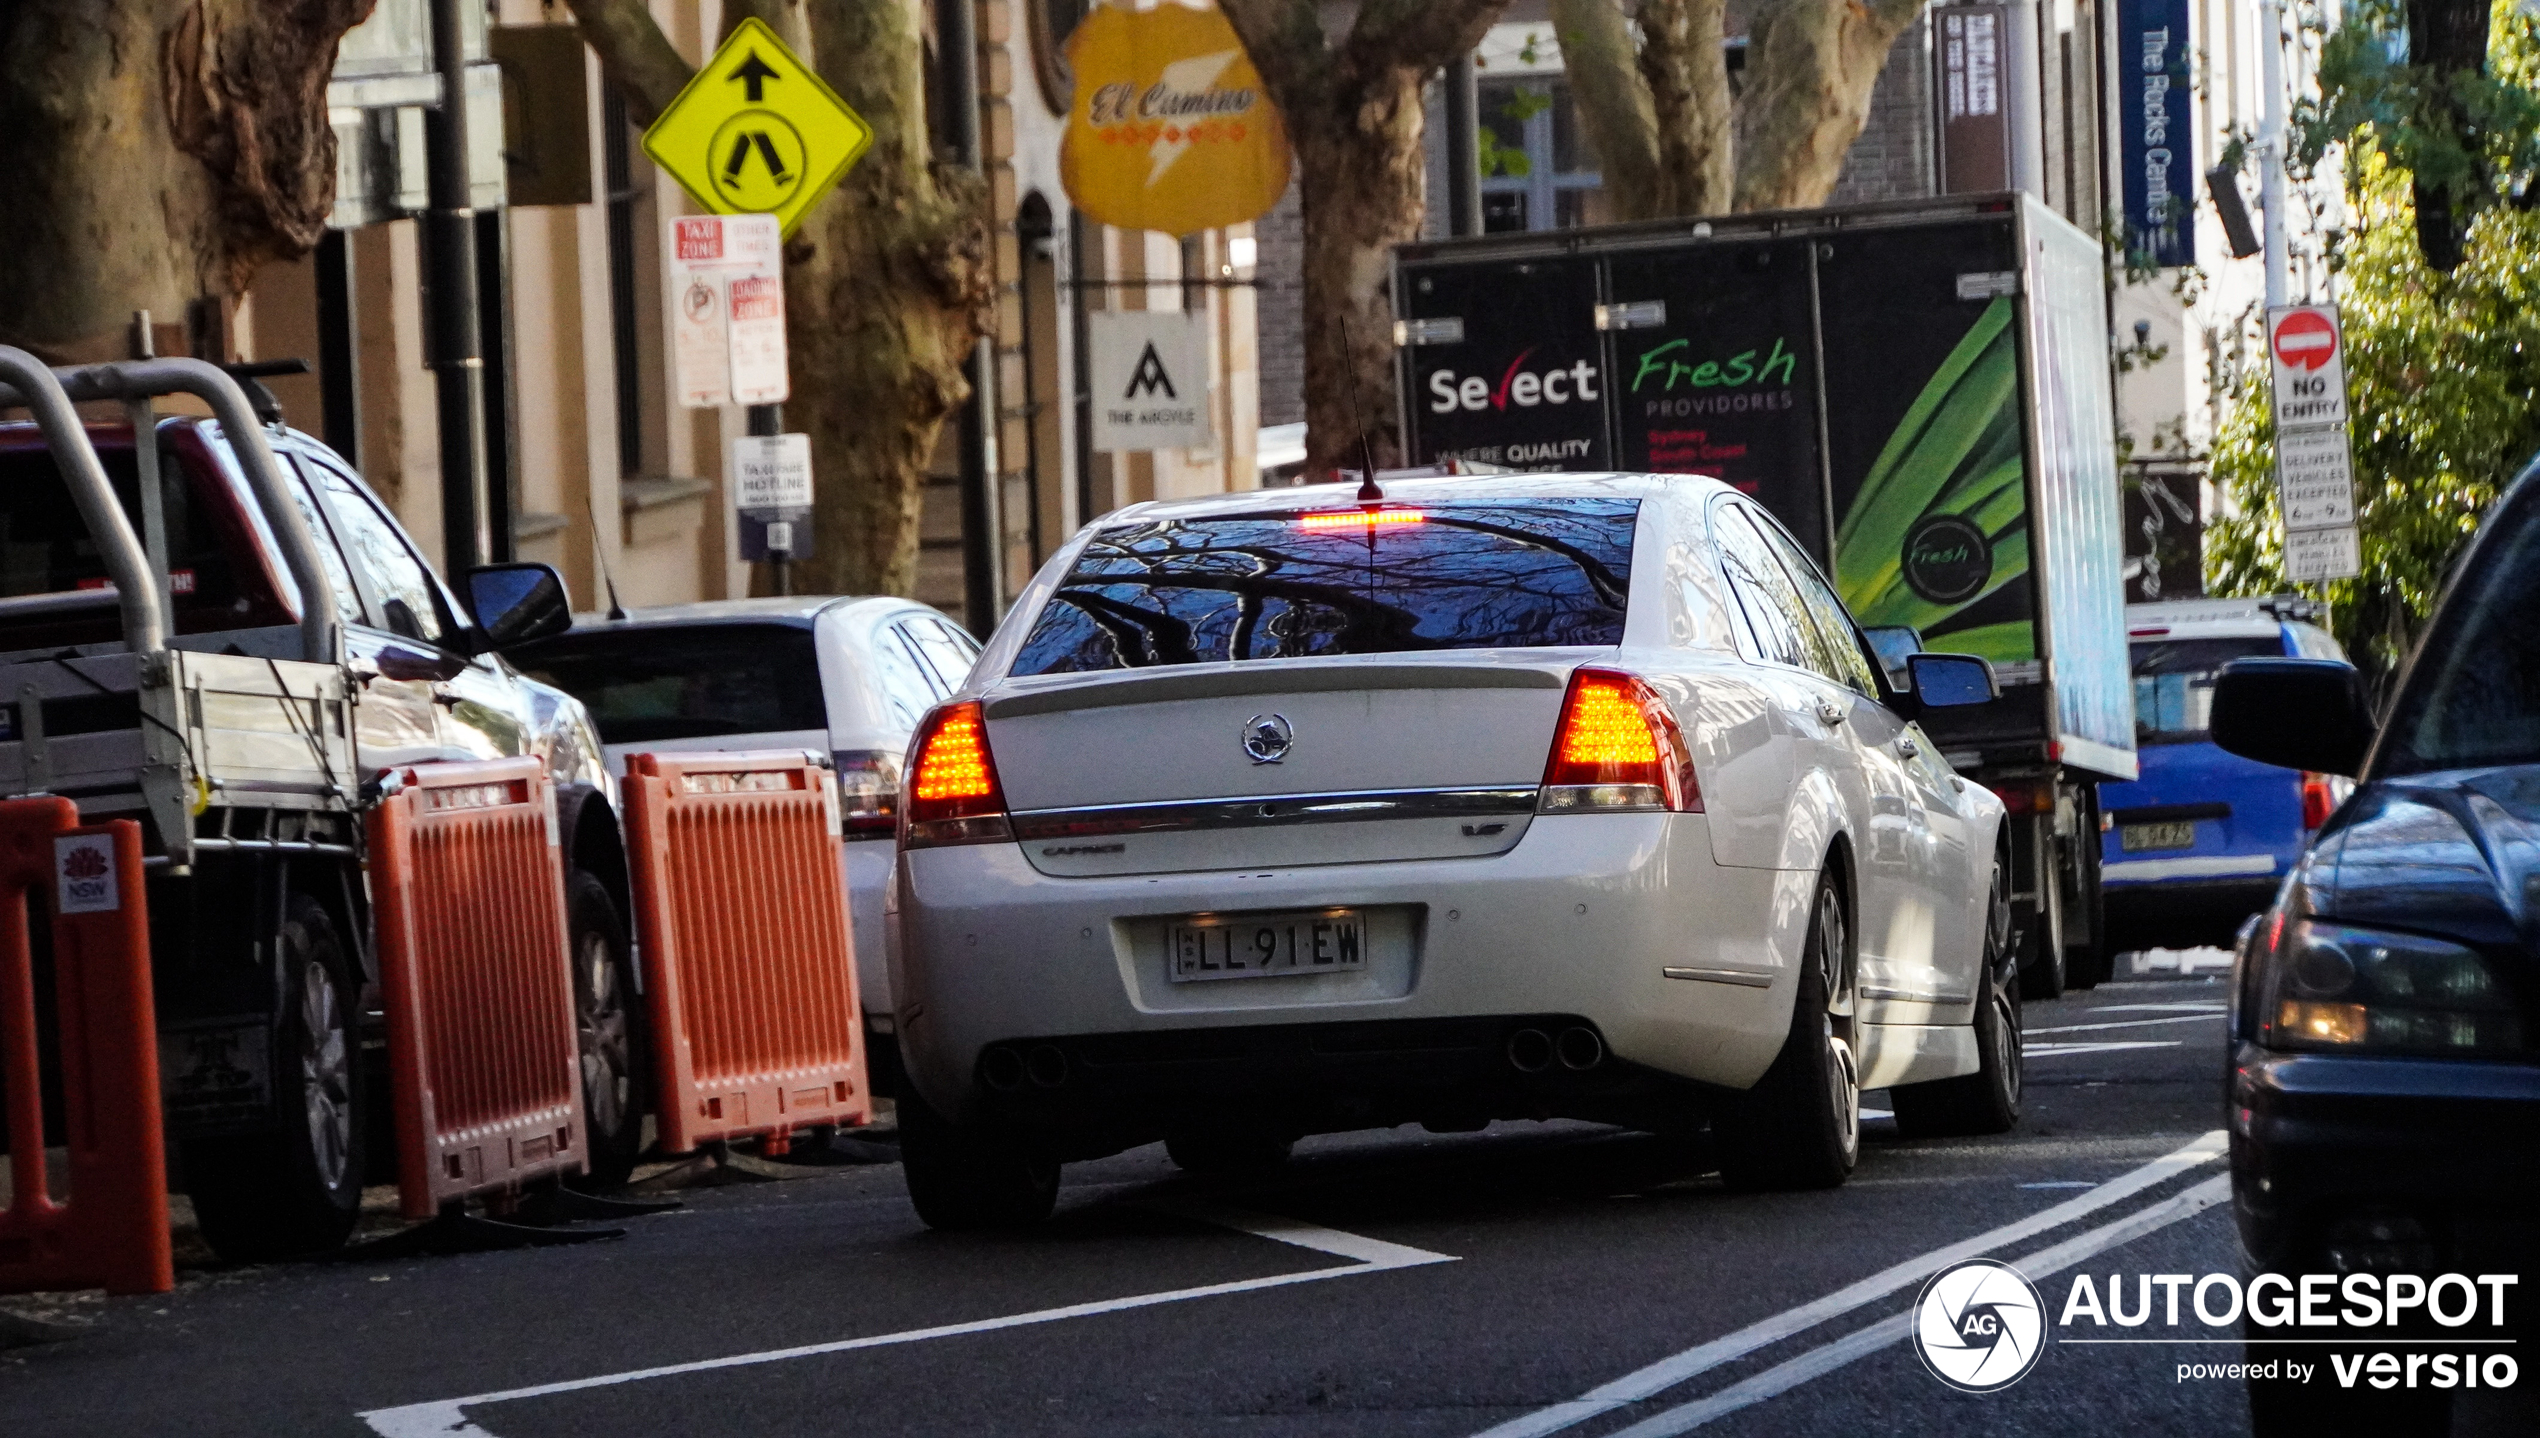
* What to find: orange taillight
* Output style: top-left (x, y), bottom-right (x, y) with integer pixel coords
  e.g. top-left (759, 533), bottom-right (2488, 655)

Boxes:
top-left (901, 701), bottom-right (1012, 847)
top-left (1542, 668), bottom-right (1701, 811)
top-left (2300, 772), bottom-right (2337, 830)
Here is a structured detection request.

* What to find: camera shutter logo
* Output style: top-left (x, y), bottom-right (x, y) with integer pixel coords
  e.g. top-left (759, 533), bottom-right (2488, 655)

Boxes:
top-left (1912, 1258), bottom-right (2047, 1392)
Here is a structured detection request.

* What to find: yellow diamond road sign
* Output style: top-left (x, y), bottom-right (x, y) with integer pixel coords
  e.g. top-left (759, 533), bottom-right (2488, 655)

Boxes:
top-left (642, 18), bottom-right (873, 238)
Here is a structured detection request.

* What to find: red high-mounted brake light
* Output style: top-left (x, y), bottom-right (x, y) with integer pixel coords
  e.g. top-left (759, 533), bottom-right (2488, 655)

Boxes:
top-left (1295, 509), bottom-right (1426, 530)
top-left (899, 701), bottom-right (1013, 848)
top-left (1539, 668), bottom-right (1702, 812)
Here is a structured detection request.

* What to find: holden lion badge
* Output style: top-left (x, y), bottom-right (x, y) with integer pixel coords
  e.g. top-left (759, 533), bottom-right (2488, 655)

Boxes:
top-left (1243, 713), bottom-right (1294, 764)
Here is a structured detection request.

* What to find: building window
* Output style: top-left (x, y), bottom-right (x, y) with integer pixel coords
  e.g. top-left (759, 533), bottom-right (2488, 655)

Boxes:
top-left (1477, 78), bottom-right (1602, 233)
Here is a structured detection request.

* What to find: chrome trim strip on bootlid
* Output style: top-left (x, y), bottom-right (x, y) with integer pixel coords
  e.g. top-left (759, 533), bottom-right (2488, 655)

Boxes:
top-left (1010, 786), bottom-right (1540, 841)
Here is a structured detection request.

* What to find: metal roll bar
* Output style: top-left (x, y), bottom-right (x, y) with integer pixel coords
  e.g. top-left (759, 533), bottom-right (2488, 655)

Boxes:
top-left (0, 351), bottom-right (341, 664)
top-left (0, 348), bottom-right (167, 655)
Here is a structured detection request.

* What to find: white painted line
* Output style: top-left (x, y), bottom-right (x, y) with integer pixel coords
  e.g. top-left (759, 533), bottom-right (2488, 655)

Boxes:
top-left (360, 1204), bottom-right (1453, 1438)
top-left (2084, 1002), bottom-right (2227, 1014)
top-left (1599, 1175), bottom-right (2232, 1437)
top-left (1467, 1131), bottom-right (2226, 1438)
top-left (2027, 1013), bottom-right (2224, 1035)
top-left (2026, 1040), bottom-right (2182, 1057)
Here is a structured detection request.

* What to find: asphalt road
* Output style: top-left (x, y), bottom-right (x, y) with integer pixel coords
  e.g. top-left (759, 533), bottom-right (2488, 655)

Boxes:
top-left (1, 970), bottom-right (2524, 1437)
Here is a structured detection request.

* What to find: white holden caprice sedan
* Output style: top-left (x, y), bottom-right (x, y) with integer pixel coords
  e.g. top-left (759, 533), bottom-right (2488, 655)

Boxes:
top-left (888, 474), bottom-right (2016, 1228)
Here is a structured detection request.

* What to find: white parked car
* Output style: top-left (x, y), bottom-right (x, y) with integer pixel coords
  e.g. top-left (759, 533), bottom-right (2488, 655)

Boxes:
top-left (890, 476), bottom-right (2015, 1228)
top-left (509, 596), bottom-right (982, 1088)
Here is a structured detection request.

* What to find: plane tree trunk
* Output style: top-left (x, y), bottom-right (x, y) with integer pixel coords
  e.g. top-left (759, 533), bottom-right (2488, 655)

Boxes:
top-left (0, 0), bottom-right (374, 356)
top-left (1220, 0), bottom-right (1508, 477)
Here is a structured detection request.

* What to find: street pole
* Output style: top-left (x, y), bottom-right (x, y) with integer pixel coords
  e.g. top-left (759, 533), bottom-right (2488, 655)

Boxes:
top-left (1444, 56), bottom-right (1481, 237)
top-left (2259, 0), bottom-right (2290, 309)
top-left (941, 0), bottom-right (1002, 636)
top-left (424, 0), bottom-right (487, 574)
top-left (750, 402), bottom-right (788, 596)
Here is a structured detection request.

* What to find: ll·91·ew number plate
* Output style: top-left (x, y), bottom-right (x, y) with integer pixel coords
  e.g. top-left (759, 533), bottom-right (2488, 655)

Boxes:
top-left (1169, 908), bottom-right (1366, 983)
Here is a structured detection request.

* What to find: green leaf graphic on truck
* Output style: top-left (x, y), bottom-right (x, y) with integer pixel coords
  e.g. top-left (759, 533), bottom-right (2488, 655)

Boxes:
top-left (1834, 297), bottom-right (2034, 666)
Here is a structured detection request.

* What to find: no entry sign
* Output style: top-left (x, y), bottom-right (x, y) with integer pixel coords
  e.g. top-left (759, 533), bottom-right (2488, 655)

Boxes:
top-left (2268, 305), bottom-right (2347, 428)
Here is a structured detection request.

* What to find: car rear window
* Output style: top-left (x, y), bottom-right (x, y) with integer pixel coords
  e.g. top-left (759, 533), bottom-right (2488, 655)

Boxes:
top-left (1011, 499), bottom-right (1639, 675)
top-left (0, 435), bottom-right (286, 649)
top-left (513, 624), bottom-right (826, 744)
top-left (2131, 635), bottom-right (2282, 744)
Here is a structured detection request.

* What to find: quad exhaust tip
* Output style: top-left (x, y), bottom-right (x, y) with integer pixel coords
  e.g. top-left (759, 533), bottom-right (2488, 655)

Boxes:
top-left (1507, 1028), bottom-right (1553, 1073)
top-left (1026, 1044), bottom-right (1070, 1088)
top-left (1555, 1025), bottom-right (1605, 1071)
top-left (980, 1045), bottom-right (1027, 1091)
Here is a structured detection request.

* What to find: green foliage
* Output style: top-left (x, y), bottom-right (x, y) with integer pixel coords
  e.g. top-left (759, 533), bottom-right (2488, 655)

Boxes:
top-left (2207, 143), bottom-right (2540, 685)
top-left (2290, 0), bottom-right (2540, 254)
top-left (1478, 84), bottom-right (1552, 177)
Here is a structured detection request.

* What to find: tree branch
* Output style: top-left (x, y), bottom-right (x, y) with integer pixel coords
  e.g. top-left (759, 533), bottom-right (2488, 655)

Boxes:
top-left (1344, 0), bottom-right (1507, 87)
top-left (560, 0), bottom-right (695, 126)
top-left (1551, 0), bottom-right (1662, 218)
top-left (1638, 0), bottom-right (1734, 214)
top-left (1218, 0), bottom-right (1332, 118)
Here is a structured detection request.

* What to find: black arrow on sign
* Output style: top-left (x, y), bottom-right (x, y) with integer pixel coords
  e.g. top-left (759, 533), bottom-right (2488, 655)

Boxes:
top-left (728, 51), bottom-right (782, 102)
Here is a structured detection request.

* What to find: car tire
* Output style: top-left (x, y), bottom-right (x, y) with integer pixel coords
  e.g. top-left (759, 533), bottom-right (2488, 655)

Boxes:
top-left (566, 871), bottom-right (646, 1190)
top-left (1166, 1128), bottom-right (1295, 1176)
top-left (185, 894), bottom-right (364, 1262)
top-left (1890, 863), bottom-right (2022, 1138)
top-left (2017, 911), bottom-right (2067, 1000)
top-left (899, 1087), bottom-right (1059, 1230)
top-left (1717, 871), bottom-right (1858, 1192)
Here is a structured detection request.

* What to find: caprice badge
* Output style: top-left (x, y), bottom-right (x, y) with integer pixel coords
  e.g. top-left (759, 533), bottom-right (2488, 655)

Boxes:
top-left (1243, 712), bottom-right (1294, 764)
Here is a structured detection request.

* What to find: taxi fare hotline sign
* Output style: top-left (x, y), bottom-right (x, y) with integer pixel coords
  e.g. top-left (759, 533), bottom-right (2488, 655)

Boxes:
top-left (643, 18), bottom-right (873, 238)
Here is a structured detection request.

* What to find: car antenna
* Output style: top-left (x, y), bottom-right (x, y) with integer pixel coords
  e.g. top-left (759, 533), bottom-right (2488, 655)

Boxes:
top-left (584, 490), bottom-right (628, 621)
top-left (1339, 317), bottom-right (1383, 504)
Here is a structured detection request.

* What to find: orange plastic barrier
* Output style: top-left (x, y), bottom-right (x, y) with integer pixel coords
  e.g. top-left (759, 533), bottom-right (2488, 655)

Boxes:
top-left (0, 800), bottom-right (169, 1296)
top-left (368, 759), bottom-right (585, 1220)
top-left (625, 750), bottom-right (867, 1154)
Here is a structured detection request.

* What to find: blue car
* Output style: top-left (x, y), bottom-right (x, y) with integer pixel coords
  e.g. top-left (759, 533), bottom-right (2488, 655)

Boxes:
top-left (2097, 599), bottom-right (2349, 953)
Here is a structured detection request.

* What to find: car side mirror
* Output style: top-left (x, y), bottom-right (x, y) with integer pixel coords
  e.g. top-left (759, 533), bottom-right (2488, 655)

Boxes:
top-left (374, 644), bottom-right (468, 683)
top-left (1907, 653), bottom-right (1998, 708)
top-left (2210, 657), bottom-right (2374, 776)
top-left (462, 562), bottom-right (573, 650)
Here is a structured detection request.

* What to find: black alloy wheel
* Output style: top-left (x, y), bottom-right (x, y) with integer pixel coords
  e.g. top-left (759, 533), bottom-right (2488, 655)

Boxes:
top-left (185, 894), bottom-right (365, 1262)
top-left (566, 871), bottom-right (646, 1189)
top-left (1717, 870), bottom-right (1859, 1191)
top-left (1890, 860), bottom-right (2023, 1136)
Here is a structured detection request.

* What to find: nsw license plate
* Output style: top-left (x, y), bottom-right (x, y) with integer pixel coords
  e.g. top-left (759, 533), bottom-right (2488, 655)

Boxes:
top-left (2120, 821), bottom-right (2197, 852)
top-left (1169, 909), bottom-right (1367, 983)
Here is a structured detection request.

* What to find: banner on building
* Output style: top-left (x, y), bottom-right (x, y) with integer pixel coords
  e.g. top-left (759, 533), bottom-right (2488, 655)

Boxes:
top-left (1061, 1), bottom-right (1293, 235)
top-left (1090, 312), bottom-right (1214, 451)
top-left (1933, 6), bottom-right (2012, 194)
top-left (667, 214), bottom-right (787, 409)
top-left (2117, 0), bottom-right (2196, 267)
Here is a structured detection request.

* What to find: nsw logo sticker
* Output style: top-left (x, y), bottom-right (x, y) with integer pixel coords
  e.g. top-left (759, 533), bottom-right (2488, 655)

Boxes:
top-left (55, 833), bottom-right (119, 914)
top-left (1912, 1257), bottom-right (2047, 1392)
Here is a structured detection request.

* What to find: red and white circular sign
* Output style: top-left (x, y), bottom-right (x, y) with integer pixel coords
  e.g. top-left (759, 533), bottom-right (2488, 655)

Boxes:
top-left (2271, 309), bottom-right (2339, 371)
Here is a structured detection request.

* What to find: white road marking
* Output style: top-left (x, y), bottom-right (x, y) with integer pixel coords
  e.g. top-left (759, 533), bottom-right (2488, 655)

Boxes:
top-left (2026, 1013), bottom-right (2224, 1035)
top-left (359, 1204), bottom-right (1453, 1438)
top-left (1600, 1175), bottom-right (2232, 1436)
top-left (2083, 1002), bottom-right (2227, 1014)
top-left (1468, 1131), bottom-right (2226, 1438)
top-left (2025, 1040), bottom-right (2182, 1057)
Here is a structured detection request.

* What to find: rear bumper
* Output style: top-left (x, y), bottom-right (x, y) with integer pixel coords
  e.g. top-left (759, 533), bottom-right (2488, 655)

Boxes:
top-left (2229, 1043), bottom-right (2540, 1274)
top-left (2105, 876), bottom-right (2281, 949)
top-left (891, 812), bottom-right (1805, 1130)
